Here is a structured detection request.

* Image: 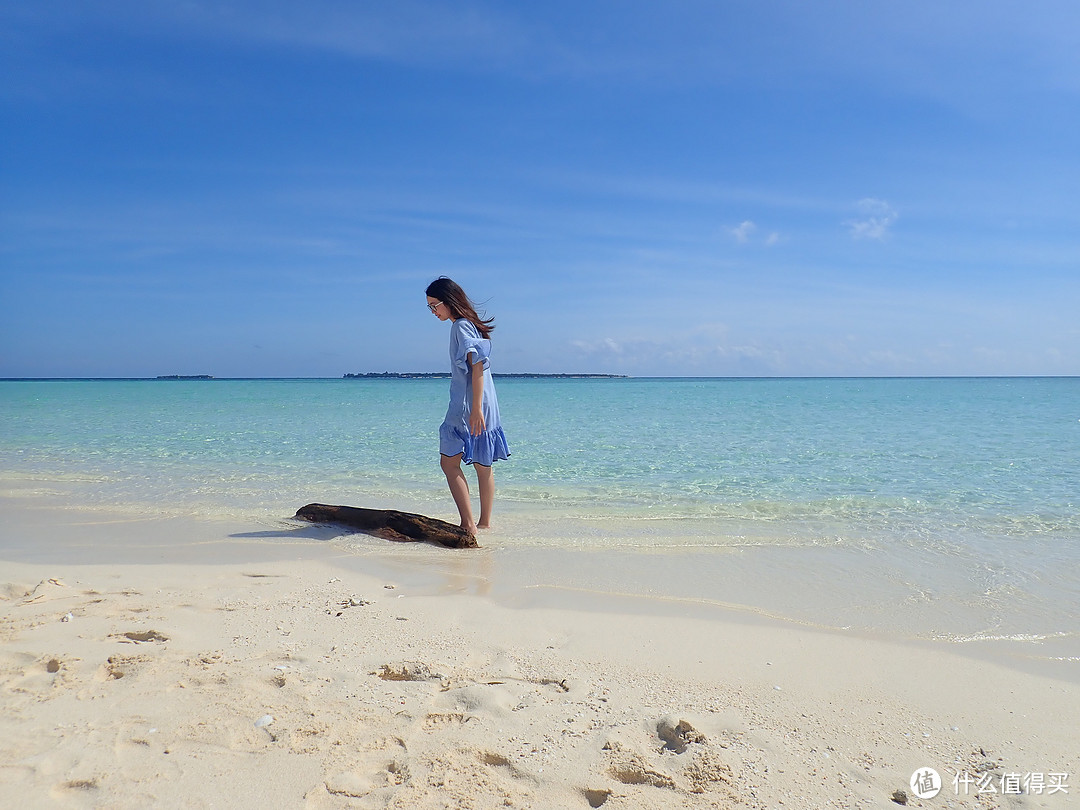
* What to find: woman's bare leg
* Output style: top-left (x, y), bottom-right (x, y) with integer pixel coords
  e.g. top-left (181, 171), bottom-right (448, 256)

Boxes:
top-left (474, 463), bottom-right (494, 529)
top-left (440, 453), bottom-right (476, 534)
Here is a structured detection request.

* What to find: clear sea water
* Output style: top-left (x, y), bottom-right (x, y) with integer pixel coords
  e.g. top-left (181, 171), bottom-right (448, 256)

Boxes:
top-left (2, 377), bottom-right (1079, 664)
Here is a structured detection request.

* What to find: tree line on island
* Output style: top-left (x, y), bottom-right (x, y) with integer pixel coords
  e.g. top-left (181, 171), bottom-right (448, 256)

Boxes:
top-left (343, 372), bottom-right (626, 379)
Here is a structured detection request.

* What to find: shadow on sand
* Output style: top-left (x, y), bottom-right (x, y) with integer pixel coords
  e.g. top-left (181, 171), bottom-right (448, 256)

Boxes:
top-left (228, 520), bottom-right (356, 543)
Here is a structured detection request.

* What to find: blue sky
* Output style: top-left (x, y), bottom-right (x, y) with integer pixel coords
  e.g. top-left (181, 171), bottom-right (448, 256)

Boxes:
top-left (2, 0), bottom-right (1078, 377)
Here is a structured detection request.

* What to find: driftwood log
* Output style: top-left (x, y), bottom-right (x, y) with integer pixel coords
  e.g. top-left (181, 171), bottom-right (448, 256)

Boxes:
top-left (294, 503), bottom-right (478, 549)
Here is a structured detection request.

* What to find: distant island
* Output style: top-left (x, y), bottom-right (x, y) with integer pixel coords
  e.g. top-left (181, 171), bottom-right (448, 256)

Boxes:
top-left (343, 372), bottom-right (627, 380)
top-left (156, 375), bottom-right (214, 380)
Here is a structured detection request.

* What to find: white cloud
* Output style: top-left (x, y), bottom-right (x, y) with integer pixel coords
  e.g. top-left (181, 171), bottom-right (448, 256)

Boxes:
top-left (5, 0), bottom-right (525, 69)
top-left (846, 198), bottom-right (898, 240)
top-left (568, 324), bottom-right (789, 376)
top-left (728, 221), bottom-right (783, 246)
top-left (730, 220), bottom-right (756, 243)
top-left (8, 0), bottom-right (1078, 101)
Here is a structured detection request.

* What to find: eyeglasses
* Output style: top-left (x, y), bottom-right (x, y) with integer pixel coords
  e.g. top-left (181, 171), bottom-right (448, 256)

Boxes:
top-left (427, 301), bottom-right (442, 313)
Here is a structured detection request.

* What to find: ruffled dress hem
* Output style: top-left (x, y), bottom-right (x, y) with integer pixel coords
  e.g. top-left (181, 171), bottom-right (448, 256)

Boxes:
top-left (439, 423), bottom-right (511, 466)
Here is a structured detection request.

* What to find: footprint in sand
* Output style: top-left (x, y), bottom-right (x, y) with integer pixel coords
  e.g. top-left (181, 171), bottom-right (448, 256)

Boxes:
top-left (657, 716), bottom-right (707, 754)
top-left (477, 750), bottom-right (535, 783)
top-left (582, 788), bottom-right (613, 808)
top-left (49, 778), bottom-right (99, 800)
top-left (377, 661), bottom-right (442, 682)
top-left (602, 720), bottom-right (739, 800)
top-left (682, 748), bottom-right (736, 795)
top-left (603, 740), bottom-right (677, 789)
top-left (97, 654), bottom-right (149, 681)
top-left (422, 712), bottom-right (472, 730)
top-left (4, 654), bottom-right (72, 696)
top-left (111, 630), bottom-right (169, 644)
top-left (324, 761), bottom-right (409, 799)
top-left (321, 738), bottom-right (411, 800)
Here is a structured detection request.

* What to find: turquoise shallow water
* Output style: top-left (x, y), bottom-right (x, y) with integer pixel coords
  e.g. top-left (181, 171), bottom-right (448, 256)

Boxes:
top-left (2, 377), bottom-right (1079, 655)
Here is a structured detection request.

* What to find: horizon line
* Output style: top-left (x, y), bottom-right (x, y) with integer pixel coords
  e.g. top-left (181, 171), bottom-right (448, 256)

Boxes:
top-left (2, 374), bottom-right (1078, 382)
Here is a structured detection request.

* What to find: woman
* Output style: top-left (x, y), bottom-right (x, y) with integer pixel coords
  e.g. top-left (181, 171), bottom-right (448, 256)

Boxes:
top-left (425, 277), bottom-right (510, 535)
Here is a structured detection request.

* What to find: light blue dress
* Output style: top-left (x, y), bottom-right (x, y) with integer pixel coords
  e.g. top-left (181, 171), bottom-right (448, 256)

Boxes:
top-left (439, 319), bottom-right (510, 466)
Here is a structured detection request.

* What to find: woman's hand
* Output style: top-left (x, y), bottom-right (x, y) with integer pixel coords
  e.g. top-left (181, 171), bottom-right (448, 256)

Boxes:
top-left (469, 408), bottom-right (486, 436)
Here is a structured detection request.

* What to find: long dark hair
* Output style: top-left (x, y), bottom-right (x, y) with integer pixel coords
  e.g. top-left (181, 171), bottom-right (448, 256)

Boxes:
top-left (426, 277), bottom-right (495, 338)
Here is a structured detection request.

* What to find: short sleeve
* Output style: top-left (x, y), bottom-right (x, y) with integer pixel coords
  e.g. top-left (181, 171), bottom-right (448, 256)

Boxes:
top-left (451, 320), bottom-right (491, 371)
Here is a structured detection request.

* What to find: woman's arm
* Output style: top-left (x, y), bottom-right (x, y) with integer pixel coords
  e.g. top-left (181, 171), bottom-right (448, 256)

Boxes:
top-left (468, 355), bottom-right (486, 436)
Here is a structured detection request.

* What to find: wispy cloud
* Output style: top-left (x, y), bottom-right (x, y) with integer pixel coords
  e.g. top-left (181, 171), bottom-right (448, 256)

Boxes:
top-left (533, 168), bottom-right (831, 212)
top-left (2, 0), bottom-right (526, 70)
top-left (569, 323), bottom-right (789, 376)
top-left (730, 220), bottom-right (756, 244)
top-left (729, 220), bottom-right (783, 247)
top-left (217, 1), bottom-right (524, 67)
top-left (846, 198), bottom-right (898, 240)
top-left (7, 0), bottom-right (1077, 100)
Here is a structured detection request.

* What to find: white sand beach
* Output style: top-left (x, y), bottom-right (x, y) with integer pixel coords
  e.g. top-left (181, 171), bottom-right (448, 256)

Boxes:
top-left (1, 509), bottom-right (1077, 809)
